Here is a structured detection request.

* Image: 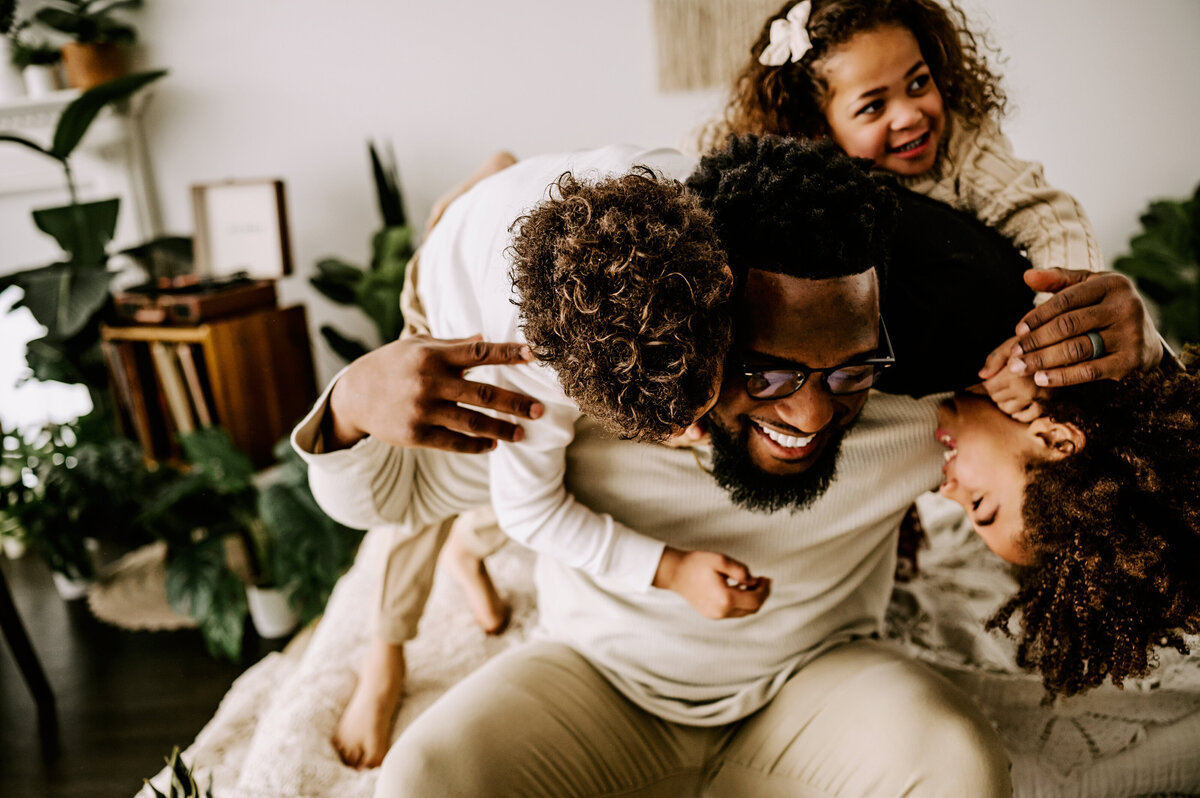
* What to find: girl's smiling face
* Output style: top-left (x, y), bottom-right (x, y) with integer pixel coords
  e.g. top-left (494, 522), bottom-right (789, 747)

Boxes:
top-left (935, 392), bottom-right (1084, 565)
top-left (818, 25), bottom-right (946, 177)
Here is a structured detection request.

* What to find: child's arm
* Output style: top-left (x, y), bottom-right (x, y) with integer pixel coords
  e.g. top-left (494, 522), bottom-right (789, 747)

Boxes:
top-left (935, 118), bottom-right (1105, 275)
top-left (489, 393), bottom-right (769, 618)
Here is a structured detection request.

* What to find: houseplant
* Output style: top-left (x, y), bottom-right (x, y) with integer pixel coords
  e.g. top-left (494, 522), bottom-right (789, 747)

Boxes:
top-left (1113, 183), bottom-right (1200, 348)
top-left (144, 428), bottom-right (362, 658)
top-left (0, 68), bottom-right (166, 427)
top-left (144, 746), bottom-right (213, 798)
top-left (1, 417), bottom-right (162, 597)
top-left (310, 141), bottom-right (414, 362)
top-left (0, 0), bottom-right (24, 100)
top-left (11, 31), bottom-right (64, 97)
top-left (33, 0), bottom-right (141, 89)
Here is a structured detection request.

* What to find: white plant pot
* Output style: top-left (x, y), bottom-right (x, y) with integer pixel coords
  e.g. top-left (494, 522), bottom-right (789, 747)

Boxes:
top-left (246, 585), bottom-right (300, 639)
top-left (0, 39), bottom-right (27, 101)
top-left (23, 64), bottom-right (62, 98)
top-left (52, 570), bottom-right (92, 600)
top-left (2, 535), bottom-right (28, 559)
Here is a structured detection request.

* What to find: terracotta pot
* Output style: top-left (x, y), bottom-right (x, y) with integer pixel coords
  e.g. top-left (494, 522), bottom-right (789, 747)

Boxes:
top-left (61, 42), bottom-right (126, 90)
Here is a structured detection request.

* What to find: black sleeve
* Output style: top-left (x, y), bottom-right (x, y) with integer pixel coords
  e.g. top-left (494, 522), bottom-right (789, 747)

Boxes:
top-left (874, 189), bottom-right (1037, 397)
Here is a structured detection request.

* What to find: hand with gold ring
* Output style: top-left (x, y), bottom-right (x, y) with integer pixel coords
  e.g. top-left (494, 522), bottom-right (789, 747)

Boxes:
top-left (978, 268), bottom-right (1164, 388)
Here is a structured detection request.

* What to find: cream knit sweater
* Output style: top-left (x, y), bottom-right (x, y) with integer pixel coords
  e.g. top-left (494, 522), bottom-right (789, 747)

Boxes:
top-left (294, 387), bottom-right (944, 726)
top-left (898, 114), bottom-right (1105, 274)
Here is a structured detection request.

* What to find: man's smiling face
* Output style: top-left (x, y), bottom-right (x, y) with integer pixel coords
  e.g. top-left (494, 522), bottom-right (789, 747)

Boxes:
top-left (706, 267), bottom-right (881, 510)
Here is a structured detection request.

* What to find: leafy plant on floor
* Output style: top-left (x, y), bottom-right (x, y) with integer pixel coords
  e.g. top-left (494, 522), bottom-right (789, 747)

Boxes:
top-left (144, 428), bottom-right (362, 659)
top-left (0, 69), bottom-right (167, 425)
top-left (1, 416), bottom-right (162, 580)
top-left (143, 427), bottom-right (259, 659)
top-left (310, 140), bottom-right (414, 362)
top-left (1113, 183), bottom-right (1200, 347)
top-left (257, 438), bottom-right (362, 626)
top-left (145, 746), bottom-right (213, 798)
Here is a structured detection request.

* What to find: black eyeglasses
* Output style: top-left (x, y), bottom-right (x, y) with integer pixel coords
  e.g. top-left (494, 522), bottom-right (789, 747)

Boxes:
top-left (740, 319), bottom-right (895, 399)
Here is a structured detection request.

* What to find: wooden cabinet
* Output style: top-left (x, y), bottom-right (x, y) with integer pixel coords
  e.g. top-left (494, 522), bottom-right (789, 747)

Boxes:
top-left (100, 305), bottom-right (316, 467)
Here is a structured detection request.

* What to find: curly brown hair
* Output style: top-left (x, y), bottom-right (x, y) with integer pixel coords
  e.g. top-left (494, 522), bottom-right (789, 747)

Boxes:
top-left (989, 348), bottom-right (1200, 698)
top-left (704, 0), bottom-right (1006, 150)
top-left (509, 168), bottom-right (732, 442)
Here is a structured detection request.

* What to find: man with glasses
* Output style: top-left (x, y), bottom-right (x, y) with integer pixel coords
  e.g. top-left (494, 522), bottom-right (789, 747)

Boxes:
top-left (300, 135), bottom-right (1105, 795)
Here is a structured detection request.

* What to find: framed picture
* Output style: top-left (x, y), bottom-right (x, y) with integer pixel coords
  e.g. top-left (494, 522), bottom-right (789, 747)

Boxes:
top-left (191, 179), bottom-right (293, 279)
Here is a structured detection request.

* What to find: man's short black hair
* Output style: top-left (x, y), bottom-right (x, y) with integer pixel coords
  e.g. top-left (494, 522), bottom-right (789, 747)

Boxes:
top-left (685, 135), bottom-right (898, 286)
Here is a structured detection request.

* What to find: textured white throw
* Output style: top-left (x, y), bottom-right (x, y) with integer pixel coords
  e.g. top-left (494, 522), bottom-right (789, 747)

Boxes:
top-left (139, 498), bottom-right (1200, 798)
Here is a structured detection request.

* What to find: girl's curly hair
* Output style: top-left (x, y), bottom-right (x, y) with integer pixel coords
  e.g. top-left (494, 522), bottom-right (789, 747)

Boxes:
top-left (990, 348), bottom-right (1200, 698)
top-left (704, 0), bottom-right (1006, 150)
top-left (509, 168), bottom-right (732, 442)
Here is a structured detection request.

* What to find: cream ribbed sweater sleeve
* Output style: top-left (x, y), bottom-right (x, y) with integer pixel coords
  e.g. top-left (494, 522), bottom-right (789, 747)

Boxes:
top-left (290, 371), bottom-right (490, 532)
top-left (902, 116), bottom-right (1105, 274)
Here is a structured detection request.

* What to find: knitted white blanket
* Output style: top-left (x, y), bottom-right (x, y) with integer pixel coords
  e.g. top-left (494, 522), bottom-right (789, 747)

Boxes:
top-left (140, 496), bottom-right (1200, 798)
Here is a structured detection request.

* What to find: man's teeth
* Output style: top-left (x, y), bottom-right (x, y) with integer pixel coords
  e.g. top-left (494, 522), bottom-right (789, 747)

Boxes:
top-left (759, 424), bottom-right (814, 449)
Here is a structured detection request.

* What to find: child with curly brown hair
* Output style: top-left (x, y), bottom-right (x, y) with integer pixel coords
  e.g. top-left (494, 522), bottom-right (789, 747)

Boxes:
top-left (710, 0), bottom-right (1104, 286)
top-left (935, 349), bottom-right (1200, 698)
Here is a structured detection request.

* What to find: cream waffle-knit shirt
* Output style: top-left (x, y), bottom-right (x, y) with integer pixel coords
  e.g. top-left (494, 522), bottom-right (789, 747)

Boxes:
top-left (295, 385), bottom-right (944, 726)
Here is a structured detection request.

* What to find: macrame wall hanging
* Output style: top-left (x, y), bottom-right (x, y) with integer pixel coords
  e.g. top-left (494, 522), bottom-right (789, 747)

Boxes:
top-left (652, 0), bottom-right (784, 91)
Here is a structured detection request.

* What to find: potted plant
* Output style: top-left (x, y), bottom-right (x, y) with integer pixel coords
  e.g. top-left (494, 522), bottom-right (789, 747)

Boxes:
top-left (1, 419), bottom-right (161, 598)
top-left (143, 746), bottom-right (213, 798)
top-left (12, 32), bottom-right (64, 97)
top-left (0, 69), bottom-right (166, 427)
top-left (0, 0), bottom-right (25, 100)
top-left (1113, 183), bottom-right (1200, 348)
top-left (33, 0), bottom-right (141, 90)
top-left (310, 141), bottom-right (414, 362)
top-left (140, 427), bottom-right (363, 658)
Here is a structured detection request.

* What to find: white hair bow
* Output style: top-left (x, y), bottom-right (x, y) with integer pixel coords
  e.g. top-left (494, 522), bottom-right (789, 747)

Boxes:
top-left (757, 1), bottom-right (813, 66)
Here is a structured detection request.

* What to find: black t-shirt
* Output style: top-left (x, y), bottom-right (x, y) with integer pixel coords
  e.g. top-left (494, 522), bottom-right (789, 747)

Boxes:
top-left (874, 189), bottom-right (1036, 397)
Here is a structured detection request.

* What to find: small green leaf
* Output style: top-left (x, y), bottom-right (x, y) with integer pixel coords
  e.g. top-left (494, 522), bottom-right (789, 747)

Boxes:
top-left (319, 325), bottom-right (370, 363)
top-left (52, 69), bottom-right (167, 161)
top-left (33, 199), bottom-right (120, 266)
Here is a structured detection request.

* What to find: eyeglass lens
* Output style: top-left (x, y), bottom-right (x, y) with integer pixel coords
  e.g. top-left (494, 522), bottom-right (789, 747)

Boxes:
top-left (747, 365), bottom-right (881, 399)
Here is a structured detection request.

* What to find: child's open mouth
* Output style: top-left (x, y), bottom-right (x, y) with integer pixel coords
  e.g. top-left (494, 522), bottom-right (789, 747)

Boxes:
top-left (889, 131), bottom-right (931, 155)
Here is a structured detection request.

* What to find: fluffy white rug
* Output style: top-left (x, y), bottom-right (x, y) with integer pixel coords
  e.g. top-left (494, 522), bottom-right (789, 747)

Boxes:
top-left (140, 496), bottom-right (1200, 798)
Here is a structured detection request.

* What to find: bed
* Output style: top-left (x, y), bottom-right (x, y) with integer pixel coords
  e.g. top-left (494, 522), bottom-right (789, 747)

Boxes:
top-left (139, 493), bottom-right (1200, 798)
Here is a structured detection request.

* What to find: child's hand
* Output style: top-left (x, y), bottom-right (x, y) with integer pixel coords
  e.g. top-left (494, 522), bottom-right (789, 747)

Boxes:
top-left (977, 336), bottom-right (1047, 422)
top-left (653, 547), bottom-right (771, 619)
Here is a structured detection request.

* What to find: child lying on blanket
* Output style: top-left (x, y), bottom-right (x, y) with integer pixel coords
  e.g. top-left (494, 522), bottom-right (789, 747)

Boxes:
top-left (936, 345), bottom-right (1200, 697)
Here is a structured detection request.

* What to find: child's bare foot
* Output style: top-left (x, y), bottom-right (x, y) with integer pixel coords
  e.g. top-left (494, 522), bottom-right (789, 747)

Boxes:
top-left (441, 517), bottom-right (510, 634)
top-left (332, 639), bottom-right (406, 769)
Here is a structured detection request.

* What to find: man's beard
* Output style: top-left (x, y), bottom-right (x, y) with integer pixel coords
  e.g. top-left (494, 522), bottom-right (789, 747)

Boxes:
top-left (707, 416), bottom-right (847, 514)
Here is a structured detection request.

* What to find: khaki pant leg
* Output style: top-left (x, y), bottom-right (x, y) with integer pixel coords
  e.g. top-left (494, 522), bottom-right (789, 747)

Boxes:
top-left (449, 504), bottom-right (507, 560)
top-left (375, 641), bottom-right (715, 798)
top-left (707, 639), bottom-right (1011, 798)
top-left (372, 519), bottom-right (454, 644)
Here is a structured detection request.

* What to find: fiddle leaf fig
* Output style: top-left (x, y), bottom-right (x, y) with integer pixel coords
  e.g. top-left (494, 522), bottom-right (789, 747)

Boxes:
top-left (33, 199), bottom-right (120, 267)
top-left (51, 69), bottom-right (166, 160)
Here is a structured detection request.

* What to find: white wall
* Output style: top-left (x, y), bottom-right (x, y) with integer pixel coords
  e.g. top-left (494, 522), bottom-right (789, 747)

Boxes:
top-left (6, 0), bottom-right (1200, 396)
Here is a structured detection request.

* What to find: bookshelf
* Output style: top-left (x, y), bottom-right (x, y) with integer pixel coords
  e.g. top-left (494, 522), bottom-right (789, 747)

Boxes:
top-left (100, 305), bottom-right (317, 467)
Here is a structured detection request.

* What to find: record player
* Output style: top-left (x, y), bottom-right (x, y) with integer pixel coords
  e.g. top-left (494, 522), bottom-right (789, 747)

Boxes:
top-left (112, 179), bottom-right (292, 325)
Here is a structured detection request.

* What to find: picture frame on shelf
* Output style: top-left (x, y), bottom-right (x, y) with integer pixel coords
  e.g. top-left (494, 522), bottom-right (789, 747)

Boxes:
top-left (191, 179), bottom-right (293, 280)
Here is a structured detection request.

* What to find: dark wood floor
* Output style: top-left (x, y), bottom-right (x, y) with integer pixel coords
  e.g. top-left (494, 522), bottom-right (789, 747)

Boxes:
top-left (1, 550), bottom-right (286, 798)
